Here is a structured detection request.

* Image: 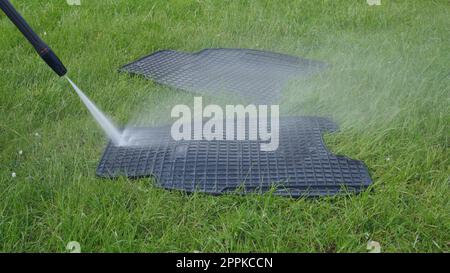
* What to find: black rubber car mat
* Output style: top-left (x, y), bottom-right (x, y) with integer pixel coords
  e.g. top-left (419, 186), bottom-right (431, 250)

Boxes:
top-left (119, 48), bottom-right (327, 104)
top-left (96, 116), bottom-right (372, 197)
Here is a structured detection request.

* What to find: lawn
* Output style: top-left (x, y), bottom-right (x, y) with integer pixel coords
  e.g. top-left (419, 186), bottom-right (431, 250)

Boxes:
top-left (0, 0), bottom-right (448, 252)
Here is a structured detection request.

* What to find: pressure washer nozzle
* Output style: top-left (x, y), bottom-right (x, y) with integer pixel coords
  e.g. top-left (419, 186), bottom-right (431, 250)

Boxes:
top-left (0, 0), bottom-right (67, 77)
top-left (40, 48), bottom-right (67, 77)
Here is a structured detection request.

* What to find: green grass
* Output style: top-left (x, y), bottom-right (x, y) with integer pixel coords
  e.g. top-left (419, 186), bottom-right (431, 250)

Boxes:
top-left (0, 0), bottom-right (449, 252)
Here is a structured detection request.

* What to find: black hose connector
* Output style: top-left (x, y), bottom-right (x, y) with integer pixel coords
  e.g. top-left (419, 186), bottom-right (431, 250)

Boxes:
top-left (0, 0), bottom-right (67, 76)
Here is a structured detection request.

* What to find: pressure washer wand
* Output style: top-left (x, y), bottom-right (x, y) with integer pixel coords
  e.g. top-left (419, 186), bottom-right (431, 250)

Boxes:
top-left (0, 0), bottom-right (67, 76)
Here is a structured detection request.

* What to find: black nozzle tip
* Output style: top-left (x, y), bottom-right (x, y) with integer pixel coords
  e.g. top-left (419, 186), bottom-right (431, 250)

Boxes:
top-left (39, 48), bottom-right (67, 77)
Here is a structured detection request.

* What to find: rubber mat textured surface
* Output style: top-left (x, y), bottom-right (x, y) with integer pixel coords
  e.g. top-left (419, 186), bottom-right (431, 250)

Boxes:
top-left (120, 48), bottom-right (327, 103)
top-left (97, 117), bottom-right (372, 197)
